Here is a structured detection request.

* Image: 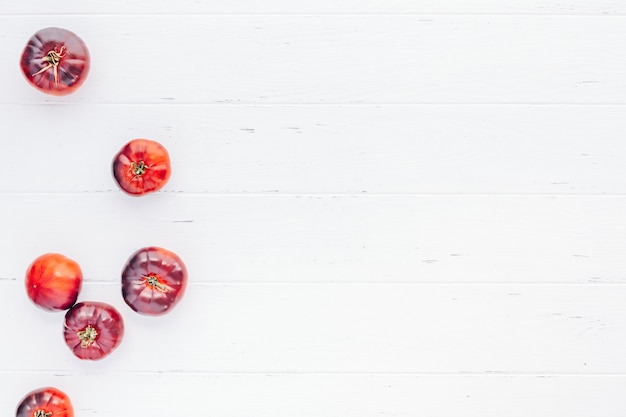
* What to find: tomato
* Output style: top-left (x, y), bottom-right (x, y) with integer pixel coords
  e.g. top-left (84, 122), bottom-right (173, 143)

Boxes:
top-left (121, 247), bottom-right (188, 315)
top-left (16, 387), bottom-right (74, 417)
top-left (20, 27), bottom-right (90, 96)
top-left (25, 253), bottom-right (82, 312)
top-left (112, 139), bottom-right (172, 196)
top-left (63, 301), bottom-right (124, 360)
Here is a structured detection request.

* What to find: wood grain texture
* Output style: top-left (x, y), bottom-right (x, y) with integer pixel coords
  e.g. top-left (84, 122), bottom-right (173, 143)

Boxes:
top-left (1, 16), bottom-right (626, 104)
top-left (3, 373), bottom-right (626, 417)
top-left (2, 0), bottom-right (625, 15)
top-left (0, 104), bottom-right (624, 194)
top-left (1, 195), bottom-right (625, 284)
top-left (0, 372), bottom-right (626, 417)
top-left (2, 281), bottom-right (625, 374)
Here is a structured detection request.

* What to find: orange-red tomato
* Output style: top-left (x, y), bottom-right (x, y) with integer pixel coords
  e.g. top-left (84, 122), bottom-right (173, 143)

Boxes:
top-left (25, 253), bottom-right (83, 312)
top-left (16, 387), bottom-right (74, 417)
top-left (20, 27), bottom-right (90, 96)
top-left (112, 139), bottom-right (172, 196)
top-left (64, 301), bottom-right (125, 360)
top-left (121, 247), bottom-right (188, 315)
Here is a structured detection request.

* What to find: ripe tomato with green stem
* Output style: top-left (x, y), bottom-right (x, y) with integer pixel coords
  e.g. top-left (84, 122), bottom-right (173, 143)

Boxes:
top-left (16, 387), bottom-right (74, 417)
top-left (121, 246), bottom-right (188, 315)
top-left (20, 27), bottom-right (90, 95)
top-left (63, 301), bottom-right (124, 360)
top-left (112, 139), bottom-right (171, 196)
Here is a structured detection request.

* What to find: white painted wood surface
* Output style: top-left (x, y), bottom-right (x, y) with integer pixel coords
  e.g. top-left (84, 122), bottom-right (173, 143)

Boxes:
top-left (1, 16), bottom-right (626, 104)
top-left (2, 195), bottom-right (626, 284)
top-left (1, 105), bottom-right (625, 194)
top-left (1, 1), bottom-right (626, 416)
top-left (3, 281), bottom-right (626, 373)
top-left (3, 0), bottom-right (626, 14)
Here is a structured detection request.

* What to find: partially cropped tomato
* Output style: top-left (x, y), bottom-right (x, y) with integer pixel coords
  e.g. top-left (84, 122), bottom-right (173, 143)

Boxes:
top-left (25, 253), bottom-right (83, 312)
top-left (64, 301), bottom-right (124, 360)
top-left (121, 247), bottom-right (188, 315)
top-left (112, 139), bottom-right (171, 196)
top-left (20, 27), bottom-right (90, 96)
top-left (16, 386), bottom-right (74, 417)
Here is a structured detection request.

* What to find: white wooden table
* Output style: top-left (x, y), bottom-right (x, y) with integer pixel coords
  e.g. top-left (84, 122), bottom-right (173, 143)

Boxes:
top-left (1, 1), bottom-right (626, 415)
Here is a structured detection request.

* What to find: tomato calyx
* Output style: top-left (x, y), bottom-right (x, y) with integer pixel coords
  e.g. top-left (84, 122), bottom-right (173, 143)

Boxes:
top-left (130, 161), bottom-right (149, 177)
top-left (34, 411), bottom-right (53, 417)
top-left (144, 274), bottom-right (169, 292)
top-left (77, 325), bottom-right (98, 348)
top-left (32, 45), bottom-right (66, 86)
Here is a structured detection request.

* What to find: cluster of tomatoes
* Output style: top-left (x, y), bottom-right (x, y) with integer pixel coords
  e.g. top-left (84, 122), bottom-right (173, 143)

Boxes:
top-left (16, 27), bottom-right (188, 417)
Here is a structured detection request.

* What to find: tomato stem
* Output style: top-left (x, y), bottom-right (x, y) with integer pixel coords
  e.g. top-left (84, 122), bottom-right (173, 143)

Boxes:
top-left (34, 410), bottom-right (53, 417)
top-left (146, 274), bottom-right (169, 292)
top-left (77, 325), bottom-right (98, 348)
top-left (31, 46), bottom-right (66, 86)
top-left (131, 161), bottom-right (148, 177)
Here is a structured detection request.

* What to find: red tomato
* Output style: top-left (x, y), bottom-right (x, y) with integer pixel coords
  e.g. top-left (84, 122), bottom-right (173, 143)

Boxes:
top-left (121, 247), bottom-right (188, 315)
top-left (20, 27), bottom-right (90, 96)
top-left (63, 301), bottom-right (124, 360)
top-left (112, 139), bottom-right (172, 196)
top-left (25, 253), bottom-right (83, 312)
top-left (16, 387), bottom-right (74, 417)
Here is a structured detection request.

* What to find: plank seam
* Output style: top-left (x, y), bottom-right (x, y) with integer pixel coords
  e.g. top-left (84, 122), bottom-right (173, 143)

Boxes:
top-left (3, 280), bottom-right (626, 286)
top-left (3, 370), bottom-right (626, 377)
top-left (1, 13), bottom-right (626, 17)
top-left (7, 103), bottom-right (626, 107)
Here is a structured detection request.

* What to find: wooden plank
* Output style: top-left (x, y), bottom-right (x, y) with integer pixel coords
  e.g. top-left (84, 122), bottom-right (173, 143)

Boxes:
top-left (2, 282), bottom-right (626, 373)
top-left (3, 373), bottom-right (626, 417)
top-left (2, 195), bottom-right (625, 284)
top-left (0, 105), bottom-right (624, 194)
top-left (2, 16), bottom-right (625, 104)
top-left (1, 0), bottom-right (625, 15)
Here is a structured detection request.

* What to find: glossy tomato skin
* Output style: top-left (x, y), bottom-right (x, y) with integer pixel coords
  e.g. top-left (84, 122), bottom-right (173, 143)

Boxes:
top-left (112, 139), bottom-right (171, 196)
top-left (64, 301), bottom-right (124, 360)
top-left (16, 386), bottom-right (74, 417)
top-left (25, 253), bottom-right (83, 312)
top-left (20, 27), bottom-right (90, 96)
top-left (121, 246), bottom-right (188, 315)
